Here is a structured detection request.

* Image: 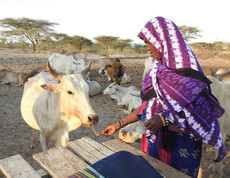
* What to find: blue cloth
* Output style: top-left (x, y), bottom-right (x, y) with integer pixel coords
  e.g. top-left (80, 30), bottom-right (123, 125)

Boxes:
top-left (67, 151), bottom-right (163, 178)
top-left (172, 132), bottom-right (202, 177)
top-left (147, 132), bottom-right (202, 177)
top-left (91, 151), bottom-right (163, 178)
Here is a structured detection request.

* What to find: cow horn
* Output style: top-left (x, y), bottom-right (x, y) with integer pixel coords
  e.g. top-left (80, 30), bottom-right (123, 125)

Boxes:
top-left (46, 61), bottom-right (63, 81)
top-left (84, 54), bottom-right (88, 60)
top-left (80, 61), bottom-right (91, 77)
top-left (73, 54), bottom-right (78, 61)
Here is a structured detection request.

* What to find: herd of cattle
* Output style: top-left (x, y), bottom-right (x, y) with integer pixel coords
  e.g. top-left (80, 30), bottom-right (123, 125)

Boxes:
top-left (1, 54), bottom-right (230, 177)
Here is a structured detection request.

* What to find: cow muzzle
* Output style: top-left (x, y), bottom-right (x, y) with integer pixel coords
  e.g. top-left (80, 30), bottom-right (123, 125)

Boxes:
top-left (87, 113), bottom-right (99, 125)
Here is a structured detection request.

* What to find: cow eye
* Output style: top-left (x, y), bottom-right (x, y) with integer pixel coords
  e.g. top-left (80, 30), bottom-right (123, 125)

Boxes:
top-left (67, 91), bottom-right (74, 95)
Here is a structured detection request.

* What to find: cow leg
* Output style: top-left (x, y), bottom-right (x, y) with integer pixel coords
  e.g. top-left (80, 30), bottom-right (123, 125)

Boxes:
top-left (198, 143), bottom-right (223, 178)
top-left (0, 81), bottom-right (9, 85)
top-left (197, 167), bottom-right (203, 178)
top-left (212, 132), bottom-right (225, 177)
top-left (30, 129), bottom-right (36, 149)
top-left (198, 143), bottom-right (207, 178)
top-left (39, 131), bottom-right (48, 151)
top-left (18, 76), bottom-right (23, 86)
top-left (117, 101), bottom-right (125, 107)
top-left (127, 105), bottom-right (134, 114)
top-left (212, 149), bottom-right (223, 177)
top-left (53, 131), bottom-right (69, 147)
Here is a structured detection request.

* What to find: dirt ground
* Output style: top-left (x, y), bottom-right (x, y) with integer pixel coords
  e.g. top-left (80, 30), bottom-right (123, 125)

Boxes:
top-left (0, 49), bottom-right (229, 178)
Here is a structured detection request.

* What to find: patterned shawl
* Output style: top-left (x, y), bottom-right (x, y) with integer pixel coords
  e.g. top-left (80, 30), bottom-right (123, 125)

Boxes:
top-left (138, 17), bottom-right (225, 162)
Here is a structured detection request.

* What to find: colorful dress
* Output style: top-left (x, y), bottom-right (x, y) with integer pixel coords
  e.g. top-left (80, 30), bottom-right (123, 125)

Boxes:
top-left (137, 17), bottom-right (225, 177)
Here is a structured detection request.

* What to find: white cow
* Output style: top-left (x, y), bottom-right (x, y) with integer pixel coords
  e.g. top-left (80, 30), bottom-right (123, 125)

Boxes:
top-left (198, 76), bottom-right (230, 177)
top-left (85, 80), bottom-right (102, 96)
top-left (0, 69), bottom-right (26, 86)
top-left (103, 82), bottom-right (141, 114)
top-left (48, 53), bottom-right (88, 76)
top-left (103, 82), bottom-right (140, 103)
top-left (48, 53), bottom-right (101, 96)
top-left (117, 93), bottom-right (142, 114)
top-left (21, 62), bottom-right (98, 151)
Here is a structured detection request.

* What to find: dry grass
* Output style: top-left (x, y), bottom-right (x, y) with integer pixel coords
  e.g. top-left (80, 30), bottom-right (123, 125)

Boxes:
top-left (193, 48), bottom-right (230, 71)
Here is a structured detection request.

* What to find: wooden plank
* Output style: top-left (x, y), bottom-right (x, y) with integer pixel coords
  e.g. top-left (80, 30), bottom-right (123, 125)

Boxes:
top-left (68, 141), bottom-right (100, 164)
top-left (0, 154), bottom-right (41, 178)
top-left (68, 138), bottom-right (109, 164)
top-left (81, 137), bottom-right (115, 156)
top-left (36, 169), bottom-right (48, 177)
top-left (102, 139), bottom-right (191, 178)
top-left (75, 139), bottom-right (108, 160)
top-left (33, 146), bottom-right (89, 178)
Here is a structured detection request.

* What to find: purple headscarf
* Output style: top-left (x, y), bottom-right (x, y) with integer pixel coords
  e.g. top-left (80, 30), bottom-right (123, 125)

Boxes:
top-left (138, 17), bottom-right (225, 162)
top-left (138, 16), bottom-right (204, 71)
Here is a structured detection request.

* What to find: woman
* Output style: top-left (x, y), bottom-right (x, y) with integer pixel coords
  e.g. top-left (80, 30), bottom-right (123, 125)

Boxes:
top-left (101, 16), bottom-right (225, 177)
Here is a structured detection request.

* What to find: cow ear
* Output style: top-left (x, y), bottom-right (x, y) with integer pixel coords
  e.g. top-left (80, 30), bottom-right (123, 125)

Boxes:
top-left (41, 84), bottom-right (59, 93)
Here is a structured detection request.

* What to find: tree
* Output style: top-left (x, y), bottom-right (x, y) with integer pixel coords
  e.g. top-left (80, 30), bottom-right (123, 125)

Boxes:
top-left (0, 37), bottom-right (7, 48)
top-left (112, 39), bottom-right (132, 52)
top-left (50, 32), bottom-right (71, 53)
top-left (0, 17), bottom-right (58, 52)
top-left (70, 35), bottom-right (93, 51)
top-left (0, 32), bottom-right (18, 47)
top-left (225, 42), bottom-right (230, 51)
top-left (211, 41), bottom-right (225, 51)
top-left (178, 25), bottom-right (201, 42)
top-left (190, 42), bottom-right (212, 50)
top-left (133, 43), bottom-right (147, 54)
top-left (94, 36), bottom-right (119, 50)
top-left (39, 36), bottom-right (55, 51)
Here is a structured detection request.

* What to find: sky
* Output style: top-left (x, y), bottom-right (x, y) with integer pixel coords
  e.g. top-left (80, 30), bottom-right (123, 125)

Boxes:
top-left (0, 0), bottom-right (229, 44)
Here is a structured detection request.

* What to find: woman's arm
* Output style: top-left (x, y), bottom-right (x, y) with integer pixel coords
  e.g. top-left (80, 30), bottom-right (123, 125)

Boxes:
top-left (101, 106), bottom-right (141, 136)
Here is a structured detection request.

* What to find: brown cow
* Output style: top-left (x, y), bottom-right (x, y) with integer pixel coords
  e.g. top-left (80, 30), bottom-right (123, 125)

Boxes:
top-left (104, 58), bottom-right (126, 85)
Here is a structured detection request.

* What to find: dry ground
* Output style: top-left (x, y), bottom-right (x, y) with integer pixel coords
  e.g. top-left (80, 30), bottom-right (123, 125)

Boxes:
top-left (0, 49), bottom-right (230, 178)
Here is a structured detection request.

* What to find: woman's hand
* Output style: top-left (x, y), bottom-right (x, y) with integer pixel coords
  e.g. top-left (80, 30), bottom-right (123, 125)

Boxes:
top-left (144, 115), bottom-right (163, 132)
top-left (101, 123), bottom-right (118, 136)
